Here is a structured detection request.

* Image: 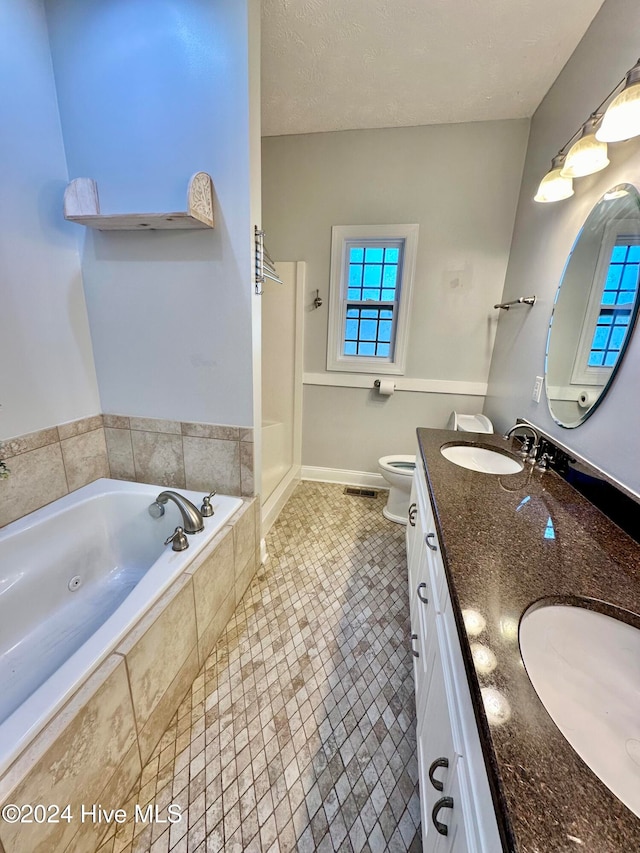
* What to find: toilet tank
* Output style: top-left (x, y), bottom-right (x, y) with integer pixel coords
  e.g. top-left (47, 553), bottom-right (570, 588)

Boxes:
top-left (447, 412), bottom-right (494, 433)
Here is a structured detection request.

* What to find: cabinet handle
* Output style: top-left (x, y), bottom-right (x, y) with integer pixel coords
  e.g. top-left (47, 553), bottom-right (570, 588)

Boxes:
top-left (425, 532), bottom-right (438, 552)
top-left (408, 503), bottom-right (417, 527)
top-left (410, 633), bottom-right (419, 658)
top-left (417, 582), bottom-right (428, 604)
top-left (428, 757), bottom-right (449, 791)
top-left (432, 796), bottom-right (454, 836)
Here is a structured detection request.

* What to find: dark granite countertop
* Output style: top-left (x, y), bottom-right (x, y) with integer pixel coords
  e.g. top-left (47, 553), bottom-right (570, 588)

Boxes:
top-left (416, 427), bottom-right (640, 853)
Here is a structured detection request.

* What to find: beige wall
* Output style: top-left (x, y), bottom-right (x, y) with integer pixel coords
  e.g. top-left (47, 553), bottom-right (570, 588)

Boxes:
top-left (262, 121), bottom-right (529, 473)
top-left (485, 0), bottom-right (640, 495)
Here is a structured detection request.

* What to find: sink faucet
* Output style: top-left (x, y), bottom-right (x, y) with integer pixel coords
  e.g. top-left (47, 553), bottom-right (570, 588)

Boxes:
top-left (149, 490), bottom-right (204, 534)
top-left (504, 423), bottom-right (540, 459)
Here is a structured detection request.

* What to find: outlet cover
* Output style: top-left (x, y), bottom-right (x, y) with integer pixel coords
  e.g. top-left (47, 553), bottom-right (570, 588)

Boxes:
top-left (532, 375), bottom-right (543, 403)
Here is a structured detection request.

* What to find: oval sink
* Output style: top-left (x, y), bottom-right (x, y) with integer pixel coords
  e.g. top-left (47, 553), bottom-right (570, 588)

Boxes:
top-left (519, 603), bottom-right (640, 818)
top-left (440, 444), bottom-right (524, 475)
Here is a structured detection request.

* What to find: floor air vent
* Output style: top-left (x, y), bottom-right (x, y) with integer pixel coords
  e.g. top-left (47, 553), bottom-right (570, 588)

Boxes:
top-left (344, 487), bottom-right (379, 498)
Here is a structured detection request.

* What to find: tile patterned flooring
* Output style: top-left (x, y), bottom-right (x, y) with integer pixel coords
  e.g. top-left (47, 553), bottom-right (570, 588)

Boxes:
top-left (97, 482), bottom-right (421, 853)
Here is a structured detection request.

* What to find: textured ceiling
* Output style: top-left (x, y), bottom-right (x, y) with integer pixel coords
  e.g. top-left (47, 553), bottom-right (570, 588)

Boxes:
top-left (261, 0), bottom-right (606, 137)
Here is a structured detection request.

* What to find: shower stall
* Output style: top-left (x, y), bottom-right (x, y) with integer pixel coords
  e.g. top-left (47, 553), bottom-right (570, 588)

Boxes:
top-left (261, 261), bottom-right (304, 534)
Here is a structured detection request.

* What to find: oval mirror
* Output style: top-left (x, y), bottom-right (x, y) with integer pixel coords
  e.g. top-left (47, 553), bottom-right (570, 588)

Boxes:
top-left (546, 183), bottom-right (640, 427)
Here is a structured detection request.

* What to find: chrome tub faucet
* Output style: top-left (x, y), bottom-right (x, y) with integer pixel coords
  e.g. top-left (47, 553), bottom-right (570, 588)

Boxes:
top-left (149, 490), bottom-right (204, 534)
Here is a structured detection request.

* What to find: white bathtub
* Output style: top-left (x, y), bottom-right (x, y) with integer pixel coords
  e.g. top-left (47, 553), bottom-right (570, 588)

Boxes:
top-left (0, 478), bottom-right (242, 776)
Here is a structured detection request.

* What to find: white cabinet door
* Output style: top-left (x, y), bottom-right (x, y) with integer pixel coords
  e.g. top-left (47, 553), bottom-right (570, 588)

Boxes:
top-left (418, 622), bottom-right (473, 853)
top-left (434, 759), bottom-right (472, 853)
top-left (417, 634), bottom-right (458, 852)
top-left (407, 478), bottom-right (420, 602)
top-left (410, 451), bottom-right (502, 853)
top-left (411, 540), bottom-right (436, 720)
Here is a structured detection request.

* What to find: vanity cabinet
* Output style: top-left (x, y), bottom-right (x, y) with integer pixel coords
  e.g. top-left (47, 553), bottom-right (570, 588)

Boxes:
top-left (407, 455), bottom-right (502, 853)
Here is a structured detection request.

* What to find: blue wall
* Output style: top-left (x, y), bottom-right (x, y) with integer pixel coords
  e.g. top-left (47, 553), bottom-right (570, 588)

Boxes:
top-left (46, 0), bottom-right (256, 426)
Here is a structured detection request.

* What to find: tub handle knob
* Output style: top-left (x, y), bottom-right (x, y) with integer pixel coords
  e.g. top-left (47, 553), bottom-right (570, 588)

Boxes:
top-left (201, 491), bottom-right (216, 517)
top-left (165, 526), bottom-right (189, 551)
top-left (148, 500), bottom-right (165, 519)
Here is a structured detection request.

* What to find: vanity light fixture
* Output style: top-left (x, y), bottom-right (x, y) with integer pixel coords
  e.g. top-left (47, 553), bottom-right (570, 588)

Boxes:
top-left (535, 58), bottom-right (640, 204)
top-left (560, 115), bottom-right (609, 178)
top-left (534, 154), bottom-right (575, 203)
top-left (596, 59), bottom-right (640, 143)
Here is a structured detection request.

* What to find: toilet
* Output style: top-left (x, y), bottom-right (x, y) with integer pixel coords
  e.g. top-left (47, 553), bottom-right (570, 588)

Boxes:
top-left (378, 455), bottom-right (417, 524)
top-left (378, 412), bottom-right (494, 525)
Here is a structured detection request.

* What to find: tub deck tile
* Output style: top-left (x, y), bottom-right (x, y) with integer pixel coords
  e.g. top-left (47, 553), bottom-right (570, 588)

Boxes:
top-left (96, 482), bottom-right (420, 853)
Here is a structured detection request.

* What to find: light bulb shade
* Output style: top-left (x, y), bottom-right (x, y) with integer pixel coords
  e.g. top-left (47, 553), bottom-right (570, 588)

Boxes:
top-left (534, 165), bottom-right (574, 204)
top-left (596, 73), bottom-right (640, 143)
top-left (560, 133), bottom-right (609, 178)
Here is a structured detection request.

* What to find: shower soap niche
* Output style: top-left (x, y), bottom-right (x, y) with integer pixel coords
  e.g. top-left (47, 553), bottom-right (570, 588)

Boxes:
top-left (63, 172), bottom-right (214, 230)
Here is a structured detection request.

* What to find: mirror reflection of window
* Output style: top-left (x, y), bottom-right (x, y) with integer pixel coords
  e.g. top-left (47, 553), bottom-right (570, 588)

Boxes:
top-left (571, 220), bottom-right (640, 386)
top-left (589, 239), bottom-right (640, 367)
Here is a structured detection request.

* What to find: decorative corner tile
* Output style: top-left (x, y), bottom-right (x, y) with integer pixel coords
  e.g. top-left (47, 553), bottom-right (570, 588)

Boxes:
top-left (104, 427), bottom-right (135, 481)
top-left (0, 444), bottom-right (68, 528)
top-left (240, 441), bottom-right (255, 497)
top-left (0, 426), bottom-right (59, 459)
top-left (60, 428), bottom-right (110, 492)
top-left (103, 414), bottom-right (131, 429)
top-left (129, 417), bottom-right (182, 435)
top-left (57, 414), bottom-right (104, 441)
top-left (183, 436), bottom-right (240, 496)
top-left (130, 431), bottom-right (185, 488)
top-left (181, 422), bottom-right (240, 441)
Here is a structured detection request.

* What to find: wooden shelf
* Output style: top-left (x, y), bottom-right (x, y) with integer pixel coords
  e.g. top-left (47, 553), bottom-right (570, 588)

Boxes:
top-left (63, 172), bottom-right (214, 231)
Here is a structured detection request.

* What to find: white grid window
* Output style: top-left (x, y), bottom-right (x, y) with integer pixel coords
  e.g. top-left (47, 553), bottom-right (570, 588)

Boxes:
top-left (327, 225), bottom-right (419, 375)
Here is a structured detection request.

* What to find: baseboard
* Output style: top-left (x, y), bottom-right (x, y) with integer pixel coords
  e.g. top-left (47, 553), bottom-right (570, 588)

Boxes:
top-left (301, 466), bottom-right (388, 489)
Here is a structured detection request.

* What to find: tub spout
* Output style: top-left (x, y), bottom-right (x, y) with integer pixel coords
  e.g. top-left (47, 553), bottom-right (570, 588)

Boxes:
top-left (152, 491), bottom-right (204, 534)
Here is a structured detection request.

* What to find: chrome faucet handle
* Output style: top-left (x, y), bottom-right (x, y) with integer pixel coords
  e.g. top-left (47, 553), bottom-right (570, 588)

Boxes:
top-left (536, 452), bottom-right (551, 471)
top-left (518, 436), bottom-right (533, 457)
top-left (165, 526), bottom-right (189, 551)
top-left (148, 500), bottom-right (165, 519)
top-left (201, 491), bottom-right (216, 517)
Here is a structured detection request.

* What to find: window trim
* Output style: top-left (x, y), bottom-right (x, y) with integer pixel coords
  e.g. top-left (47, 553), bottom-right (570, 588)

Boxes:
top-left (326, 224), bottom-right (419, 375)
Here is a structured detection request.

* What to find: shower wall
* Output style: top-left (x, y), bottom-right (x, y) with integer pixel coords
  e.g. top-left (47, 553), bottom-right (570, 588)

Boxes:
top-left (261, 262), bottom-right (303, 504)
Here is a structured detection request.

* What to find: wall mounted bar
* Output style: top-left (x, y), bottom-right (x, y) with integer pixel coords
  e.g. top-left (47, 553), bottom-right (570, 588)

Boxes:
top-left (494, 296), bottom-right (537, 310)
top-left (255, 226), bottom-right (283, 293)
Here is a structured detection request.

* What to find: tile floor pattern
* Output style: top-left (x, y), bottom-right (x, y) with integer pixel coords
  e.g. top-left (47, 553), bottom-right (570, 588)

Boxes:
top-left (97, 482), bottom-right (421, 853)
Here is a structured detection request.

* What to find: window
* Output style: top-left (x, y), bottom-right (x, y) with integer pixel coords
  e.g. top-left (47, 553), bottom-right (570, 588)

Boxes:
top-left (572, 220), bottom-right (640, 385)
top-left (327, 224), bottom-right (419, 374)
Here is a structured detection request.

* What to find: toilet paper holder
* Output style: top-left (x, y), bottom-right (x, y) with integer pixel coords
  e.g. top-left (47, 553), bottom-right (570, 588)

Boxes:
top-left (374, 379), bottom-right (396, 395)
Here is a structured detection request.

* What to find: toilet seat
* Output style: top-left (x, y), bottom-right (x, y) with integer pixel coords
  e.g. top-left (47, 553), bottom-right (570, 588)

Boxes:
top-left (378, 455), bottom-right (416, 475)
